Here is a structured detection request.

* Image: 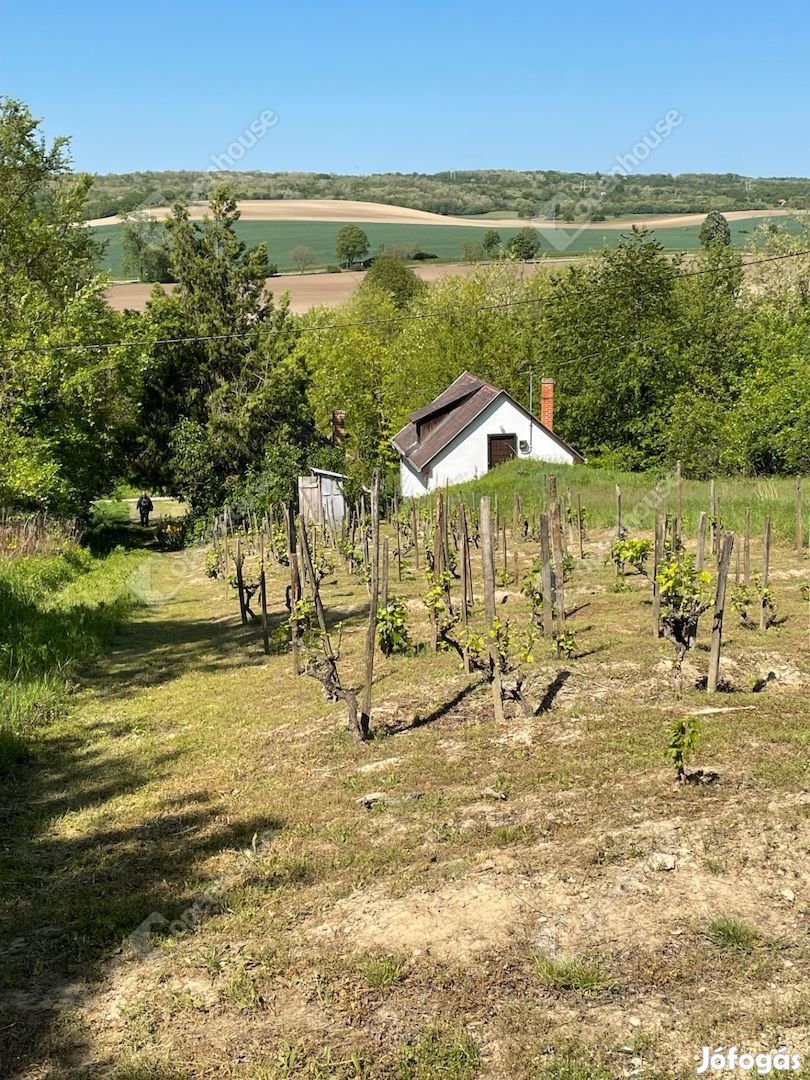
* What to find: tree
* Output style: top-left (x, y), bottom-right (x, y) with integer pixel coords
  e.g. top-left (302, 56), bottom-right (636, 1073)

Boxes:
top-left (699, 210), bottom-right (731, 249)
top-left (0, 97), bottom-right (144, 513)
top-left (506, 227), bottom-right (541, 261)
top-left (463, 241), bottom-right (484, 263)
top-left (290, 245), bottom-right (316, 274)
top-left (299, 287), bottom-right (402, 482)
top-left (121, 212), bottom-right (173, 282)
top-left (138, 187), bottom-right (309, 511)
top-left (335, 224), bottom-right (370, 268)
top-left (482, 229), bottom-right (502, 259)
top-left (536, 228), bottom-right (682, 468)
top-left (359, 257), bottom-right (424, 309)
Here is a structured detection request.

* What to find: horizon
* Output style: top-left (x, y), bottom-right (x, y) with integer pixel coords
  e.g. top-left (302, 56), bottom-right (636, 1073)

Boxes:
top-left (79, 166), bottom-right (810, 183)
top-left (3, 0), bottom-right (810, 179)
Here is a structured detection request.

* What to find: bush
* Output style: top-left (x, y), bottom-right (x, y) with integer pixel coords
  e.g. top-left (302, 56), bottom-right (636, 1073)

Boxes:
top-left (155, 520), bottom-right (186, 550)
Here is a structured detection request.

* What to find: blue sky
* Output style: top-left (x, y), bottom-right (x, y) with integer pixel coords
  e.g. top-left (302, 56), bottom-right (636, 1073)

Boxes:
top-left (2, 0), bottom-right (808, 178)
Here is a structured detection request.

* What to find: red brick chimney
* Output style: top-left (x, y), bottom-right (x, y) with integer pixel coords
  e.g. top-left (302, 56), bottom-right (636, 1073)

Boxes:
top-left (540, 378), bottom-right (554, 431)
top-left (331, 409), bottom-right (346, 445)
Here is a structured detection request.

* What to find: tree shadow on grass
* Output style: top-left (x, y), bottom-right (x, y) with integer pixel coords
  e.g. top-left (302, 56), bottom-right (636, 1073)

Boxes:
top-left (0, 727), bottom-right (284, 1073)
top-left (535, 669), bottom-right (572, 713)
top-left (0, 656), bottom-right (285, 1077)
top-left (390, 677), bottom-right (486, 734)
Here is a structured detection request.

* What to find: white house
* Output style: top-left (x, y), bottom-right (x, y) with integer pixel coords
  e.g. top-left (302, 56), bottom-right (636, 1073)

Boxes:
top-left (392, 372), bottom-right (583, 498)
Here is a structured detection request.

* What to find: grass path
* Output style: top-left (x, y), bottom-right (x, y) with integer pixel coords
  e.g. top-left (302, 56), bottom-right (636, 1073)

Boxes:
top-left (1, 538), bottom-right (809, 1078)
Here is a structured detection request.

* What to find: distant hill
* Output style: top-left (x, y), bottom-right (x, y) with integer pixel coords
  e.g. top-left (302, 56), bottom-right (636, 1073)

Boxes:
top-left (81, 168), bottom-right (810, 223)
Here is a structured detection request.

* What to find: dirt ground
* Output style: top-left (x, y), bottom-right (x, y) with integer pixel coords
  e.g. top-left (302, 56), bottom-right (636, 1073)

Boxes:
top-left (86, 199), bottom-right (793, 232)
top-left (104, 259), bottom-right (574, 314)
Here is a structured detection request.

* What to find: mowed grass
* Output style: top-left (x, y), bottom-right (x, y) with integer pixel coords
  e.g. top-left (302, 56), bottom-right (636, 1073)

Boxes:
top-left (0, 476), bottom-right (808, 1077)
top-left (92, 215), bottom-right (784, 279)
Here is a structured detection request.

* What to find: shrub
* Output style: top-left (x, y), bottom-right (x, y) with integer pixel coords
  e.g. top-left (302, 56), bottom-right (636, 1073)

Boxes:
top-left (155, 520), bottom-right (185, 551)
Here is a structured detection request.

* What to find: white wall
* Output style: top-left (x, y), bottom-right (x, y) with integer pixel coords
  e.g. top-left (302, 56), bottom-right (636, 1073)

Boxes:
top-left (400, 456), bottom-right (429, 498)
top-left (399, 393), bottom-right (577, 496)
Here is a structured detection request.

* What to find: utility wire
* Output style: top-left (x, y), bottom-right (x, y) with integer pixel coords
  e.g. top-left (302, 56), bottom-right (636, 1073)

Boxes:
top-left (1, 248), bottom-right (808, 359)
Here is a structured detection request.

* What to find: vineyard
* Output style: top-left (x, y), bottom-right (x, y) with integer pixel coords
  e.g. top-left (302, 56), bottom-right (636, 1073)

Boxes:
top-left (1, 465), bottom-right (809, 1077)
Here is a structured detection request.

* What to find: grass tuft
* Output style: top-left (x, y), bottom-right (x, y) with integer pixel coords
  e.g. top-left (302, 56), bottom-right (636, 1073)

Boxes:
top-left (706, 914), bottom-right (759, 952)
top-left (534, 1052), bottom-right (615, 1080)
top-left (360, 953), bottom-right (407, 987)
top-left (396, 1025), bottom-right (479, 1079)
top-left (532, 951), bottom-right (614, 997)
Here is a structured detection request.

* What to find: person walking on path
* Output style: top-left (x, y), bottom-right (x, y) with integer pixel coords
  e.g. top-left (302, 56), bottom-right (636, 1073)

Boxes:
top-left (136, 492), bottom-right (154, 527)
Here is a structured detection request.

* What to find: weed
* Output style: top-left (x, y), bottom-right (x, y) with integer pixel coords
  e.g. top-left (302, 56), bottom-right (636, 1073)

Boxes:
top-left (532, 952), bottom-right (614, 997)
top-left (360, 953), bottom-right (407, 987)
top-left (534, 1051), bottom-right (614, 1080)
top-left (706, 915), bottom-right (758, 953)
top-left (396, 1025), bottom-right (479, 1079)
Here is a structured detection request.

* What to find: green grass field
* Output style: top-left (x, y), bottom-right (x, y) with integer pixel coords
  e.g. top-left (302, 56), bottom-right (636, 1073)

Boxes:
top-left (92, 216), bottom-right (784, 279)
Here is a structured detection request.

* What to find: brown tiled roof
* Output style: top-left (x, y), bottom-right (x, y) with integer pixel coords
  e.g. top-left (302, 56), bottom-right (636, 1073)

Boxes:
top-left (392, 371), bottom-right (584, 473)
top-left (407, 370), bottom-right (483, 423)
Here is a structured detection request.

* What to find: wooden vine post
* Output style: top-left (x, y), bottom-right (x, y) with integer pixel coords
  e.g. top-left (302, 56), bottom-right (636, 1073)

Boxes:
top-left (459, 502), bottom-right (471, 674)
top-left (652, 513), bottom-right (663, 638)
top-left (433, 492), bottom-right (444, 578)
top-left (394, 500), bottom-right (402, 581)
top-left (614, 485), bottom-right (622, 576)
top-left (549, 476), bottom-right (566, 640)
top-left (539, 511), bottom-right (554, 639)
top-left (759, 516), bottom-right (772, 631)
top-left (696, 512), bottom-right (707, 572)
top-left (381, 538), bottom-right (390, 610)
top-left (743, 508), bottom-right (751, 586)
top-left (359, 470), bottom-right (381, 739)
top-left (287, 507), bottom-right (302, 676)
top-left (675, 459), bottom-right (683, 528)
top-left (479, 497), bottom-right (505, 723)
top-left (576, 493), bottom-right (584, 560)
top-left (710, 479), bottom-right (717, 555)
top-left (707, 532), bottom-right (735, 693)
top-left (797, 476), bottom-right (804, 559)
top-left (259, 534), bottom-right (270, 656)
top-left (222, 507), bottom-right (231, 598)
top-left (235, 538), bottom-right (248, 626)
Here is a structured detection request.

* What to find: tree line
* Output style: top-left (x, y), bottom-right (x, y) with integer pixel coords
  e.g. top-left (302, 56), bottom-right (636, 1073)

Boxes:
top-left (83, 164), bottom-right (810, 222)
top-left (2, 97), bottom-right (810, 522)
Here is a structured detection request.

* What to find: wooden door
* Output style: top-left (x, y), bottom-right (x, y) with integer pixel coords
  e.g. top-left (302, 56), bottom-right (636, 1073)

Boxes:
top-left (488, 434), bottom-right (517, 469)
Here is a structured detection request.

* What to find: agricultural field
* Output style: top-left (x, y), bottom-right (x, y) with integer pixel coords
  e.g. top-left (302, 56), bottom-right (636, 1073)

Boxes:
top-left (93, 214), bottom-right (791, 281)
top-left (1, 461), bottom-right (808, 1078)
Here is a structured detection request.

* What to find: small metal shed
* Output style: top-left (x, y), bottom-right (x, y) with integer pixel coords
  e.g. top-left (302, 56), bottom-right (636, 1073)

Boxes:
top-left (297, 468), bottom-right (347, 527)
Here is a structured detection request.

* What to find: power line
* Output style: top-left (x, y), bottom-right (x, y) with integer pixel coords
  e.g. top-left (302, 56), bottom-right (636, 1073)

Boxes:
top-left (2, 247), bottom-right (809, 359)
